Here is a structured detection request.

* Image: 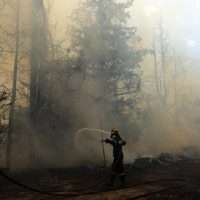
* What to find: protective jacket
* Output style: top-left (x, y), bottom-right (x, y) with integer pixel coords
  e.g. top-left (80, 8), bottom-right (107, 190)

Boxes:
top-left (105, 137), bottom-right (126, 174)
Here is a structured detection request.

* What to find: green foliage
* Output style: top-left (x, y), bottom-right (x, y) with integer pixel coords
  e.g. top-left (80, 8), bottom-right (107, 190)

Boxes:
top-left (30, 0), bottom-right (145, 136)
top-left (70, 0), bottom-right (144, 114)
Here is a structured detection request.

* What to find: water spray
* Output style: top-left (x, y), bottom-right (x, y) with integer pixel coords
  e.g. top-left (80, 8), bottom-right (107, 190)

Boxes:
top-left (74, 128), bottom-right (110, 167)
top-left (75, 128), bottom-right (110, 135)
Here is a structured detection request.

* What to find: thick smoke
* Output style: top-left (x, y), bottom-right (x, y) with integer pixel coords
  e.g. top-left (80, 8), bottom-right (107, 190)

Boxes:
top-left (2, 0), bottom-right (200, 170)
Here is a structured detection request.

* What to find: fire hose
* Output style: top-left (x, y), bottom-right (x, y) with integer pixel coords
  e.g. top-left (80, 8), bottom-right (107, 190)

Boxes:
top-left (0, 129), bottom-right (191, 198)
top-left (0, 169), bottom-right (188, 198)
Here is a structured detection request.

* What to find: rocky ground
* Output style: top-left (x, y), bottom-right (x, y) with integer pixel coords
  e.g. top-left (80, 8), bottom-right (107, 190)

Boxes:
top-left (0, 156), bottom-right (200, 200)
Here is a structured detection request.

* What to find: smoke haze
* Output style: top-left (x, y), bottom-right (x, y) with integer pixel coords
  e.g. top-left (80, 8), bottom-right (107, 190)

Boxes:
top-left (1, 0), bottom-right (200, 169)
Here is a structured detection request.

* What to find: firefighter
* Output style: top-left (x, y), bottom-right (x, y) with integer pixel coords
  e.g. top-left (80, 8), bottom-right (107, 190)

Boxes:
top-left (103, 128), bottom-right (126, 186)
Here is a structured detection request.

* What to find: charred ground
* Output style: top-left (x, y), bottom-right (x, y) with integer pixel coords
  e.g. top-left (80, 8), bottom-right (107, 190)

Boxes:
top-left (0, 154), bottom-right (200, 200)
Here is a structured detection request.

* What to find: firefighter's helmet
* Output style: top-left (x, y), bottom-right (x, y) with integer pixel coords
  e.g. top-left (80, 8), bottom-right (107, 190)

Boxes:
top-left (111, 128), bottom-right (120, 139)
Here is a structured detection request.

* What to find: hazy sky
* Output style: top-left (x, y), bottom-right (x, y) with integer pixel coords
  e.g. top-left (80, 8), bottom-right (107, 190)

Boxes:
top-left (48, 0), bottom-right (200, 60)
top-left (133, 0), bottom-right (200, 58)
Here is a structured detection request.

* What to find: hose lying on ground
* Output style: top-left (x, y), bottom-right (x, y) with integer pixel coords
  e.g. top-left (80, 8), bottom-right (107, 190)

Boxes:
top-left (0, 170), bottom-right (188, 198)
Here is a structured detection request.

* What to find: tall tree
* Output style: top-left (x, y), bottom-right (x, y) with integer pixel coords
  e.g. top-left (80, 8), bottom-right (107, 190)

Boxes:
top-left (152, 17), bottom-right (169, 106)
top-left (70, 0), bottom-right (144, 130)
top-left (30, 0), bottom-right (48, 121)
top-left (6, 0), bottom-right (21, 169)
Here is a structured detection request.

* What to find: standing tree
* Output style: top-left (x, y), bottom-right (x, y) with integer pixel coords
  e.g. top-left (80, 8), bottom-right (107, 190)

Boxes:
top-left (30, 0), bottom-right (48, 121)
top-left (69, 0), bottom-right (144, 132)
top-left (152, 17), bottom-right (169, 106)
top-left (6, 0), bottom-right (21, 169)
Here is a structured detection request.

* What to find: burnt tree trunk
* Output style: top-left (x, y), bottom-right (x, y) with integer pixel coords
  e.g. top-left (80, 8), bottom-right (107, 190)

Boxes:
top-left (30, 0), bottom-right (48, 121)
top-left (6, 0), bottom-right (21, 169)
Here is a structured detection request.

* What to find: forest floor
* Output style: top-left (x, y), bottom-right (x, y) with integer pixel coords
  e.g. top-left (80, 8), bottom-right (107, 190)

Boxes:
top-left (0, 158), bottom-right (200, 200)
